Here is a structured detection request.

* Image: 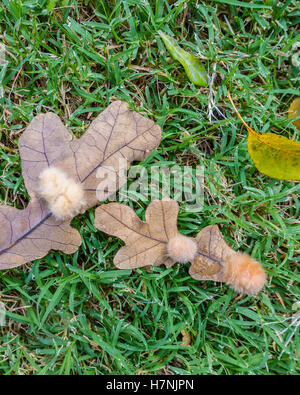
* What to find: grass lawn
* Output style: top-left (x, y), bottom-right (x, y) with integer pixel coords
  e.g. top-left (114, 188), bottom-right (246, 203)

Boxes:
top-left (0, 0), bottom-right (299, 375)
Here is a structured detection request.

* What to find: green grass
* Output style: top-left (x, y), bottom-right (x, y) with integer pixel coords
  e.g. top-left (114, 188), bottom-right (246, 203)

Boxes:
top-left (0, 0), bottom-right (299, 375)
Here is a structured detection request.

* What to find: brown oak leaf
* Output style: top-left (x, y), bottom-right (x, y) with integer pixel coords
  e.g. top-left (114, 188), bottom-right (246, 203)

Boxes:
top-left (0, 101), bottom-right (161, 269)
top-left (95, 199), bottom-right (224, 274)
top-left (95, 199), bottom-right (267, 295)
top-left (188, 225), bottom-right (236, 283)
top-left (94, 199), bottom-right (178, 269)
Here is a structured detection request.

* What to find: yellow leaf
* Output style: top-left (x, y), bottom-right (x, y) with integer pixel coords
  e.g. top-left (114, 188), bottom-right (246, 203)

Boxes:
top-left (288, 97), bottom-right (300, 131)
top-left (228, 91), bottom-right (300, 181)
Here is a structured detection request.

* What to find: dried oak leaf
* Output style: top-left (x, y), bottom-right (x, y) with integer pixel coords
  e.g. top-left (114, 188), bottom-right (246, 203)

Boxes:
top-left (189, 225), bottom-right (235, 283)
top-left (95, 199), bottom-right (267, 295)
top-left (0, 101), bottom-right (161, 269)
top-left (95, 199), bottom-right (178, 269)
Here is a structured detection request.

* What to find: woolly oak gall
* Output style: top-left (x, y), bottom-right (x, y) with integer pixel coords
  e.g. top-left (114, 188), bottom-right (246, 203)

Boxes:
top-left (167, 235), bottom-right (198, 263)
top-left (38, 167), bottom-right (86, 220)
top-left (223, 254), bottom-right (267, 295)
top-left (95, 199), bottom-right (267, 296)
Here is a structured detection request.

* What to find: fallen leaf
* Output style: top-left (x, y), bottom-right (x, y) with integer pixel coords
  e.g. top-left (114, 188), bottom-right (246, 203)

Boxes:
top-left (228, 91), bottom-right (300, 181)
top-left (158, 31), bottom-right (208, 87)
top-left (94, 199), bottom-right (178, 269)
top-left (181, 329), bottom-right (191, 346)
top-left (141, 281), bottom-right (146, 294)
top-left (0, 101), bottom-right (161, 269)
top-left (95, 199), bottom-right (267, 295)
top-left (95, 200), bottom-right (228, 275)
top-left (95, 199), bottom-right (235, 281)
top-left (190, 225), bottom-right (267, 295)
top-left (288, 97), bottom-right (300, 131)
top-left (188, 225), bottom-right (235, 282)
top-left (0, 199), bottom-right (81, 268)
